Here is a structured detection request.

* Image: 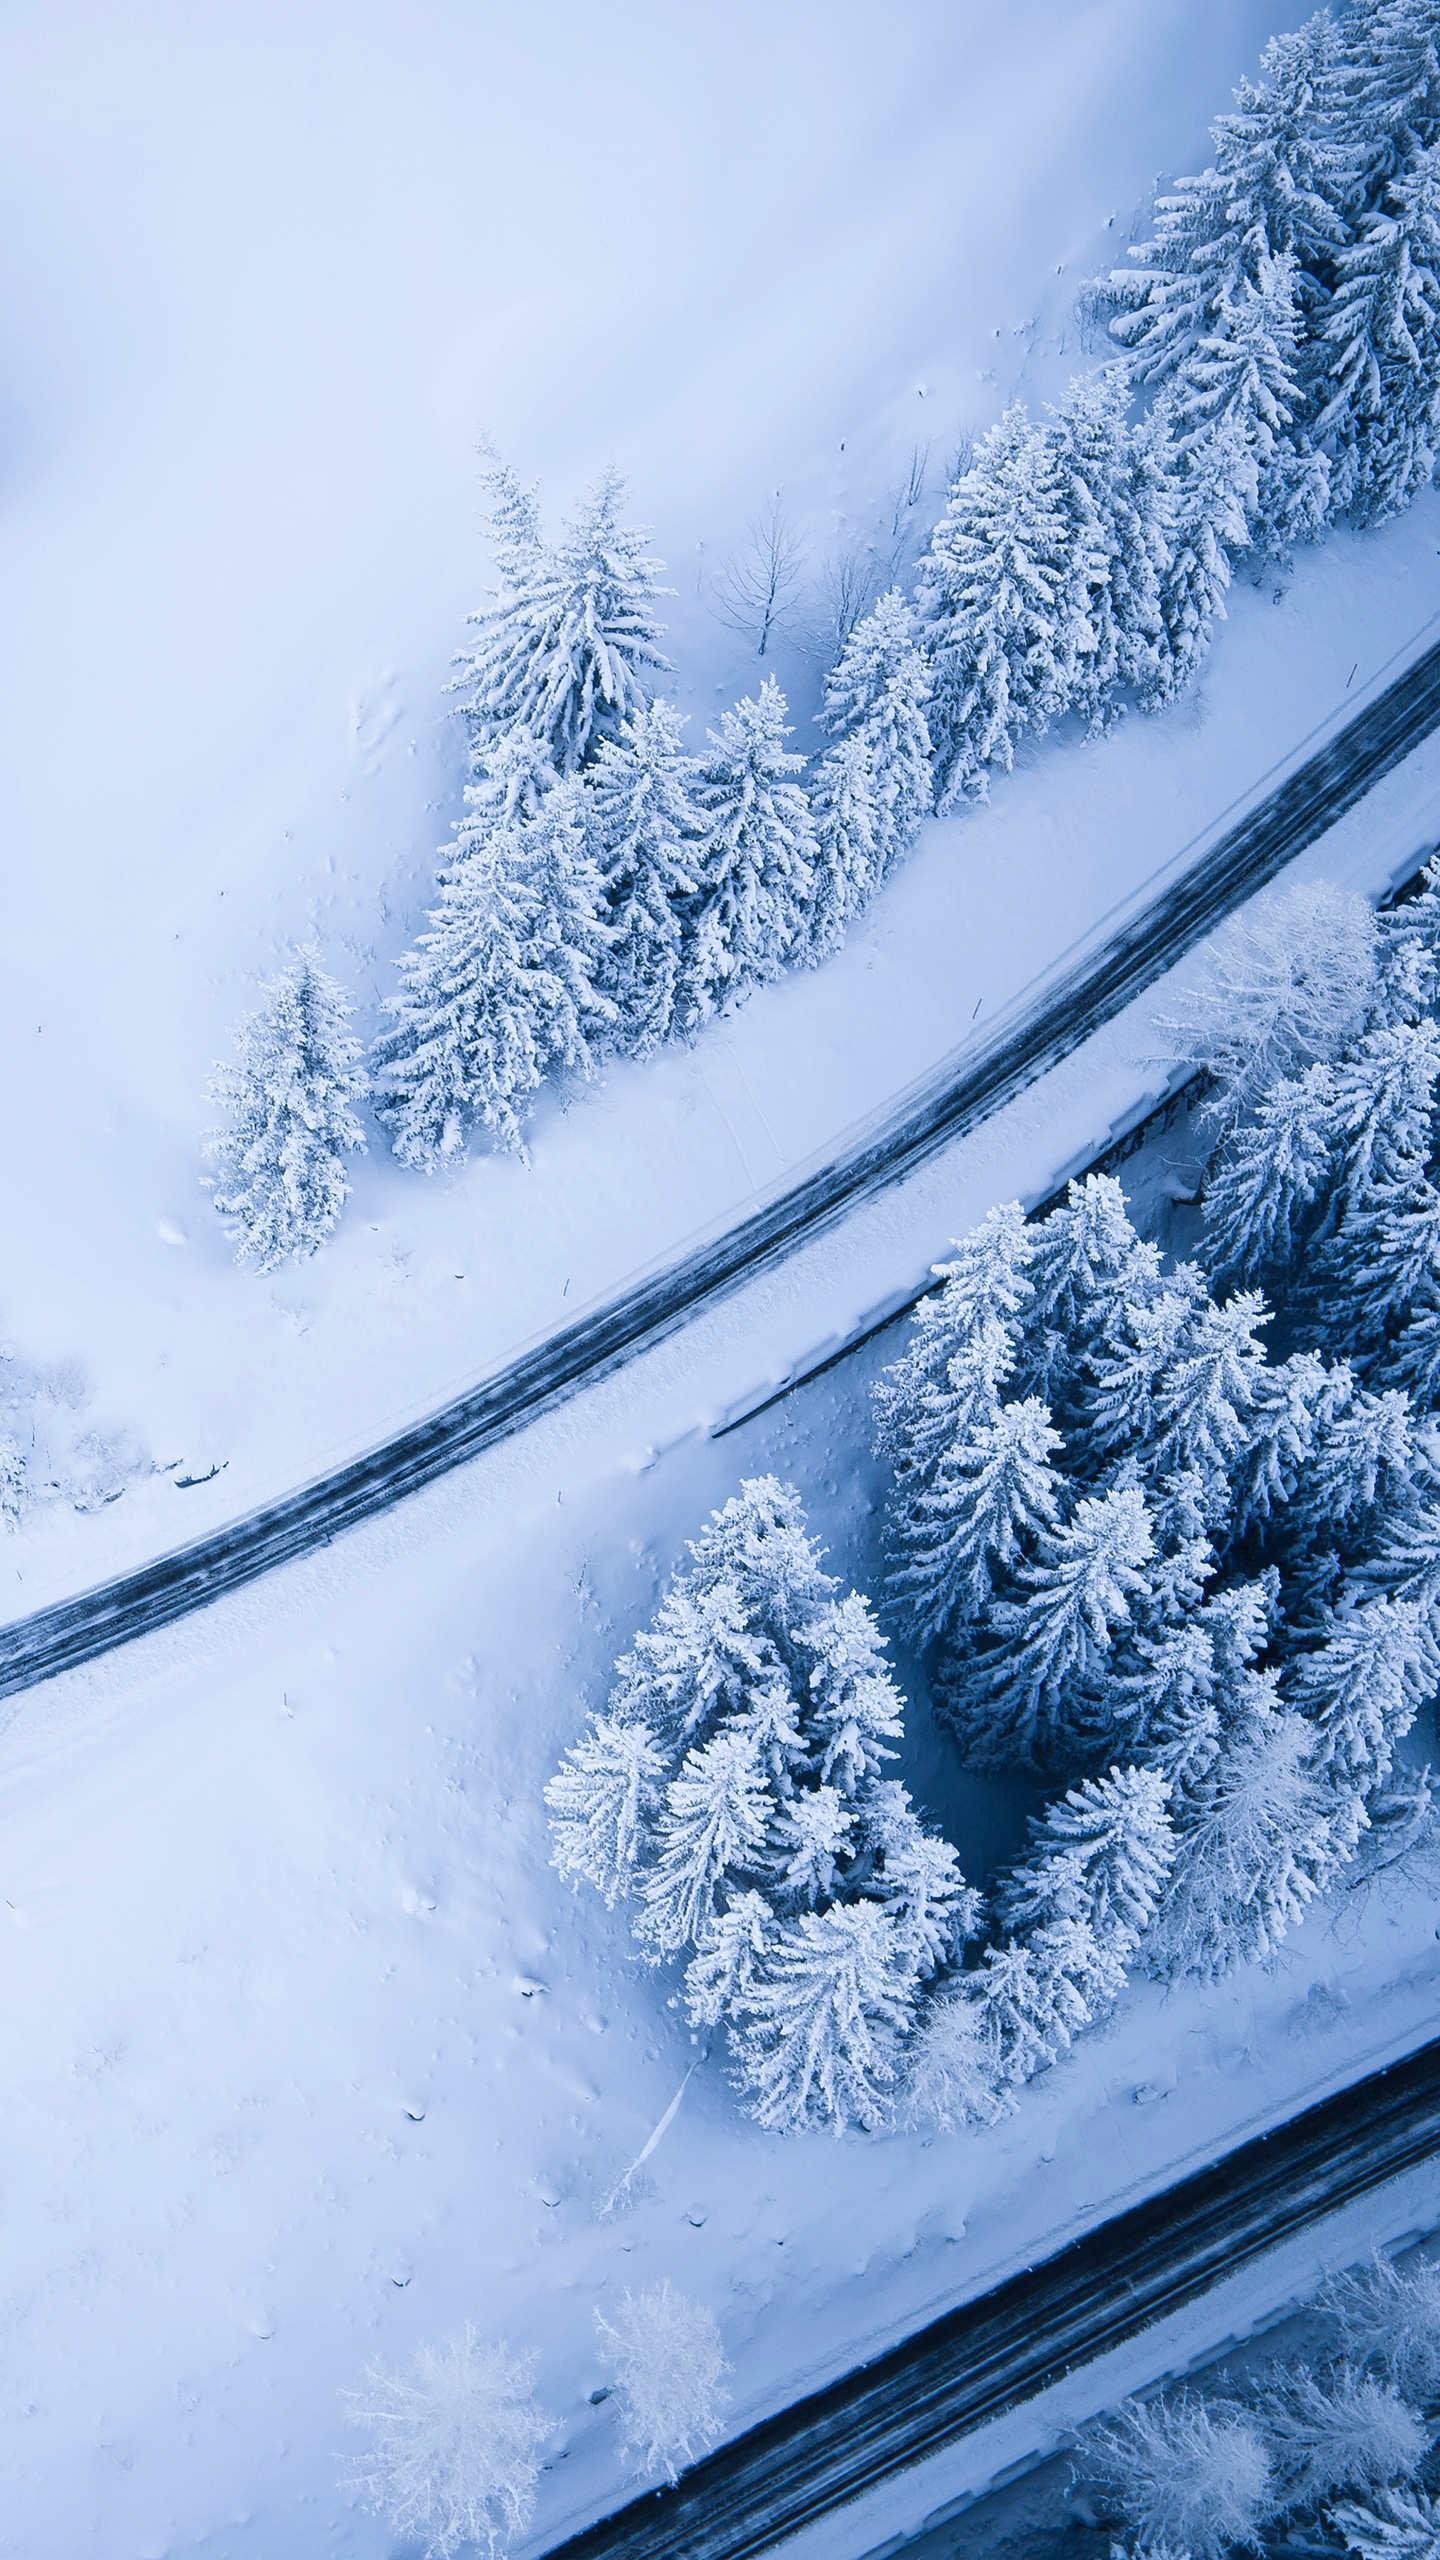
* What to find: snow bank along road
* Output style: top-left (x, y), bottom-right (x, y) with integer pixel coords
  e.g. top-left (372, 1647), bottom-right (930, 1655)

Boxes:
top-left (5, 636), bottom-right (1440, 1702)
top-left (542, 2035), bottom-right (1440, 2560)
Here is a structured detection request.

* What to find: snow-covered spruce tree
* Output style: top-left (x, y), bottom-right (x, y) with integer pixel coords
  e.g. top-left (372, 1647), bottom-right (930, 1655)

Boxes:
top-left (804, 729), bottom-right (882, 961)
top-left (377, 781), bottom-right (613, 1167)
top-left (594, 2281), bottom-right (728, 2484)
top-left (205, 949), bottom-right (367, 1271)
top-left (1341, 0), bottom-right (1440, 194)
top-left (1045, 367), bottom-right (1173, 729)
top-left (1283, 1593), bottom-right (1423, 1795)
top-left (376, 851), bottom-right (548, 1166)
top-left (510, 775), bottom-right (617, 1072)
top-left (1320, 142), bottom-right (1440, 524)
top-left (1108, 15), bottom-right (1357, 393)
top-left (584, 700), bottom-right (698, 1057)
top-left (453, 464), bottom-right (672, 774)
top-left (346, 2327), bottom-right (551, 2560)
top-left (680, 678), bottom-right (817, 1027)
top-left (1146, 1676), bottom-right (1340, 1978)
top-left (820, 587), bottom-right (934, 875)
top-left (950, 1482), bottom-right (1158, 1769)
top-left (1164, 252), bottom-right (1331, 562)
top-left (916, 403), bottom-right (1079, 810)
top-left (1149, 411), bottom-right (1252, 705)
top-left (995, 1763), bottom-right (1176, 1949)
top-left (1083, 2392), bottom-right (1278, 2560)
top-left (546, 1479), bottom-right (975, 2133)
top-left (1333, 2486), bottom-right (1440, 2559)
top-left (1160, 877), bottom-right (1381, 1139)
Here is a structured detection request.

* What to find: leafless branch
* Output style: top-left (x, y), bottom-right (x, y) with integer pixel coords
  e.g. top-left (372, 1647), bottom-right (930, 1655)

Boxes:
top-left (709, 495), bottom-right (808, 658)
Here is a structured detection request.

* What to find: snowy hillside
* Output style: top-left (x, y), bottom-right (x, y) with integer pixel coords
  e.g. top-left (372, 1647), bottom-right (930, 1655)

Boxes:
top-left (7, 5), bottom-right (1440, 2559)
top-left (0, 0), bottom-right (1343, 1564)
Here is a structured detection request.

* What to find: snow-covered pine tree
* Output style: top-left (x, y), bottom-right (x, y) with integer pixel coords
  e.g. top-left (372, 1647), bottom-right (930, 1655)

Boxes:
top-left (1332, 2487), bottom-right (1440, 2560)
top-left (446, 731), bottom-right (557, 878)
top-left (1204, 1058), bottom-right (1339, 1288)
top-left (1165, 253), bottom-right (1331, 561)
top-left (916, 404), bottom-right (1079, 810)
top-left (804, 729), bottom-right (882, 961)
top-left (205, 949), bottom-right (368, 1270)
top-left (957, 1482), bottom-right (1157, 1767)
top-left (1148, 1675), bottom-right (1339, 1978)
top-left (375, 852), bottom-right (548, 1166)
top-left (1046, 367), bottom-right (1166, 730)
top-left (1020, 1175), bottom-right (1161, 1415)
top-left (478, 449), bottom-right (543, 585)
top-left (1149, 411), bottom-right (1252, 704)
top-left (820, 587), bottom-right (934, 875)
top-left (1259, 2364), bottom-right (1428, 2515)
top-left (584, 700), bottom-right (698, 1056)
top-left (1342, 0), bottom-right (1440, 193)
top-left (995, 1763), bottom-right (1176, 1953)
top-left (1321, 142), bottom-right (1440, 523)
top-left (1322, 2247), bottom-right (1440, 2406)
top-left (874, 1201), bottom-right (1037, 1492)
top-left (889, 1388), bottom-right (1062, 1645)
top-left (548, 1478), bottom-right (972, 2131)
top-left (681, 678), bottom-right (817, 1024)
top-left (962, 1921), bottom-right (1107, 2089)
top-left (731, 1898), bottom-right (918, 2136)
top-left (1283, 1593), bottom-right (1422, 1789)
top-left (510, 774), bottom-right (617, 1073)
top-left (1109, 15), bottom-right (1355, 391)
top-left (544, 1713), bottom-right (668, 1907)
top-left (452, 465), bottom-right (672, 773)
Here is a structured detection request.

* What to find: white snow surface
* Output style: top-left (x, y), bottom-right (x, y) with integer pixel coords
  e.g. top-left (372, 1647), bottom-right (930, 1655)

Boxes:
top-left (1, 0), bottom-right (1411, 1574)
top-left (7, 6), bottom-right (1440, 2557)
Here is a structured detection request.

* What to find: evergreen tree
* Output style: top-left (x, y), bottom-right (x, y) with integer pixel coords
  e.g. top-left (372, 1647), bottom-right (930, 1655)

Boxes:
top-left (584, 701), bottom-right (699, 1058)
top-left (890, 1391), bottom-right (1062, 1643)
top-left (1342, 0), bottom-right (1440, 191)
top-left (477, 449), bottom-right (543, 584)
top-left (453, 466), bottom-right (671, 772)
top-left (875, 1202), bottom-right (1037, 1491)
top-left (681, 678), bottom-right (817, 1024)
top-left (1110, 18), bottom-right (1355, 390)
top-left (732, 1900), bottom-right (918, 2136)
top-left (821, 588), bottom-right (934, 873)
top-left (964, 1923), bottom-right (1105, 2088)
top-left (1163, 876), bottom-right (1381, 1137)
top-left (544, 1714), bottom-right (668, 1907)
top-left (961, 1483), bottom-right (1156, 1766)
top-left (916, 405), bottom-right (1079, 809)
top-left (206, 949), bottom-right (368, 1270)
top-left (903, 1979), bottom-right (1010, 2133)
top-left (1205, 1060), bottom-right (1338, 1288)
top-left (1321, 144), bottom-right (1440, 523)
top-left (1046, 368), bottom-right (1171, 727)
top-left (996, 1763), bottom-right (1176, 1951)
top-left (1150, 415), bottom-right (1252, 704)
top-left (1022, 1175), bottom-right (1160, 1413)
top-left (1332, 2487), bottom-right (1440, 2560)
top-left (446, 730), bottom-right (557, 876)
top-left (1283, 1594), bottom-right (1422, 1785)
top-left (376, 850), bottom-right (550, 1166)
top-left (1149, 1680), bottom-right (1338, 1978)
top-left (637, 1729), bottom-right (771, 1956)
top-left (804, 730), bottom-right (882, 960)
top-left (548, 1479), bottom-right (972, 2131)
top-left (1166, 254), bottom-right (1331, 560)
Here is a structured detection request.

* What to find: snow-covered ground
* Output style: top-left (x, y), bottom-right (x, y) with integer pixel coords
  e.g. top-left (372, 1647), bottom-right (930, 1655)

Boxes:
top-left (8, 6), bottom-right (1440, 2556)
top-left (1, 0), bottom-right (1407, 1593)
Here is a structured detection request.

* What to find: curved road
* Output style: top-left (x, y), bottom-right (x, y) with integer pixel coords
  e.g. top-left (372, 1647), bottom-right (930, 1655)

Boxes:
top-left (4, 639), bottom-right (1440, 1700)
top-left (541, 2035), bottom-right (1440, 2560)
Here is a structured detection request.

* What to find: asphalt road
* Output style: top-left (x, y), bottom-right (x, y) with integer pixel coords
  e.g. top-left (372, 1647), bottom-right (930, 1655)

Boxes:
top-left (540, 2036), bottom-right (1440, 2560)
top-left (5, 637), bottom-right (1440, 1700)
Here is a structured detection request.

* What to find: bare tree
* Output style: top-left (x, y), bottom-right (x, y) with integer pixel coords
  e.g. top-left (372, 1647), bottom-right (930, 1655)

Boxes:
top-left (797, 538), bottom-right (881, 667)
top-left (710, 495), bottom-right (807, 658)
